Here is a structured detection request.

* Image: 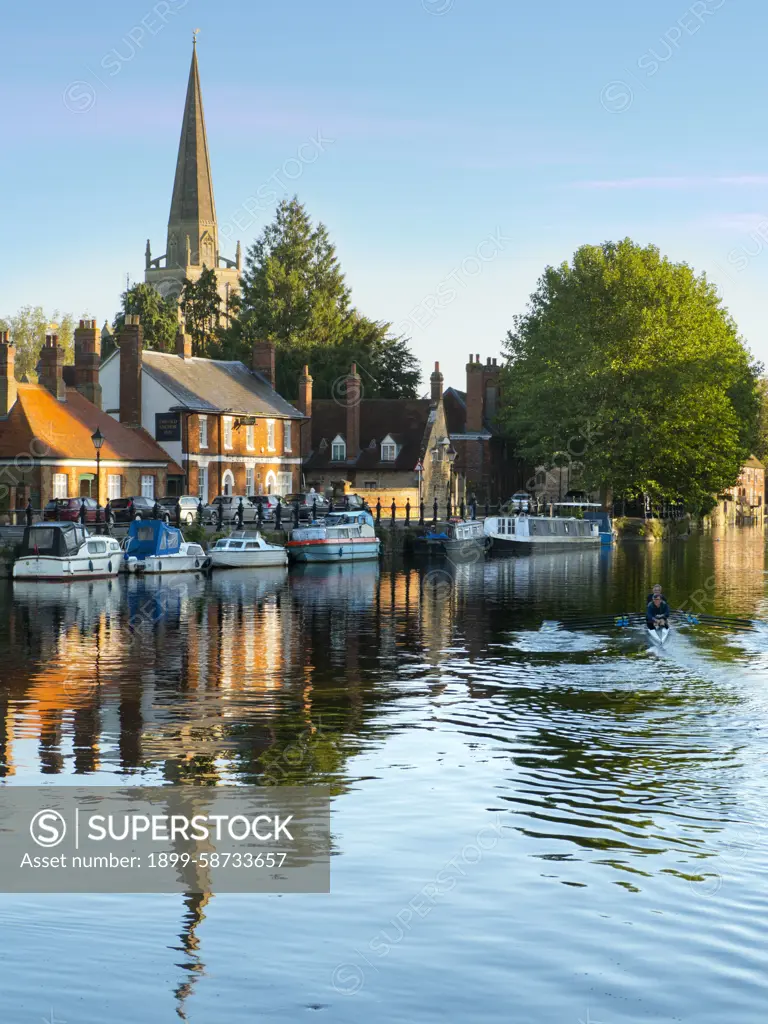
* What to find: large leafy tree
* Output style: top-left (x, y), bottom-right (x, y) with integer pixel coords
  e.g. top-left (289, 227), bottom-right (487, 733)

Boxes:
top-left (0, 306), bottom-right (76, 379)
top-left (110, 283), bottom-right (178, 357)
top-left (228, 197), bottom-right (420, 398)
top-left (181, 266), bottom-right (223, 357)
top-left (498, 239), bottom-right (760, 512)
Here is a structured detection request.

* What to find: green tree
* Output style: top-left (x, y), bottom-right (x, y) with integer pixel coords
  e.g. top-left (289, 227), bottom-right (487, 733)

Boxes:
top-left (180, 266), bottom-right (223, 357)
top-left (110, 283), bottom-right (178, 357)
top-left (229, 196), bottom-right (420, 398)
top-left (0, 306), bottom-right (76, 379)
top-left (498, 239), bottom-right (760, 512)
top-left (232, 196), bottom-right (351, 347)
top-left (753, 377), bottom-right (768, 464)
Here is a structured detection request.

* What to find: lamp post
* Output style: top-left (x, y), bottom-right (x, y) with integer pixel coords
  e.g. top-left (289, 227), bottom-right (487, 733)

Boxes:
top-left (91, 426), bottom-right (104, 519)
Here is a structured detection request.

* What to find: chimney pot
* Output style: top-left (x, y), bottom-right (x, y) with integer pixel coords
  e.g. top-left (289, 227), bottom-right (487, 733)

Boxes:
top-left (73, 317), bottom-right (103, 409)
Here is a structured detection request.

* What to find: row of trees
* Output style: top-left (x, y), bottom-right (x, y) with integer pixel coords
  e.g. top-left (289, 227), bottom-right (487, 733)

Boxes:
top-left (0, 307), bottom-right (78, 379)
top-left (498, 239), bottom-right (764, 513)
top-left (111, 198), bottom-right (421, 400)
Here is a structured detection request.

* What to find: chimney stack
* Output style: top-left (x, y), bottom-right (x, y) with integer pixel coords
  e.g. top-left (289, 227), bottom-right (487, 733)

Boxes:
top-left (252, 340), bottom-right (275, 390)
top-left (73, 318), bottom-right (102, 409)
top-left (297, 364), bottom-right (313, 458)
top-left (466, 352), bottom-right (484, 432)
top-left (39, 334), bottom-right (67, 401)
top-left (430, 361), bottom-right (444, 405)
top-left (175, 328), bottom-right (193, 359)
top-left (119, 314), bottom-right (143, 428)
top-left (0, 331), bottom-right (17, 417)
top-left (345, 363), bottom-right (361, 460)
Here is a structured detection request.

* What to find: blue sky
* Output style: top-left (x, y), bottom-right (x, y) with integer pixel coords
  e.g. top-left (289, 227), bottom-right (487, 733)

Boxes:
top-left (2, 0), bottom-right (767, 391)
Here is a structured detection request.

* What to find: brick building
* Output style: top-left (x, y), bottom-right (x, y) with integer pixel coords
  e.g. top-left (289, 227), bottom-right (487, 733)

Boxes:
top-left (100, 319), bottom-right (307, 500)
top-left (443, 354), bottom-right (526, 502)
top-left (303, 362), bottom-right (454, 504)
top-left (0, 327), bottom-right (178, 513)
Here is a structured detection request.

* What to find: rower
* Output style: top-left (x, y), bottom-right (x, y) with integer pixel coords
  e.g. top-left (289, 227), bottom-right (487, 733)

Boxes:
top-left (646, 593), bottom-right (670, 629)
top-left (646, 582), bottom-right (666, 605)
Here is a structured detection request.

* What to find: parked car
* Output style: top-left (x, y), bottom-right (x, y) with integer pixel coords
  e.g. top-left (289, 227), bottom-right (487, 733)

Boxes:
top-left (247, 494), bottom-right (285, 522)
top-left (284, 492), bottom-right (331, 521)
top-left (333, 493), bottom-right (369, 512)
top-left (203, 495), bottom-right (259, 525)
top-left (508, 491), bottom-right (532, 512)
top-left (43, 497), bottom-right (101, 523)
top-left (156, 495), bottom-right (202, 525)
top-left (107, 496), bottom-right (158, 523)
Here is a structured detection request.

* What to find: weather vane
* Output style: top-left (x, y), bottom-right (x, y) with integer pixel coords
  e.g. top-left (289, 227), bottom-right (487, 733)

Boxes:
top-left (193, 28), bottom-right (200, 46)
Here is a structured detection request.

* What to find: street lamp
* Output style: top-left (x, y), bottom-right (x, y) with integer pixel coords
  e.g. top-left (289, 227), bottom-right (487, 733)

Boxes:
top-left (91, 426), bottom-right (104, 510)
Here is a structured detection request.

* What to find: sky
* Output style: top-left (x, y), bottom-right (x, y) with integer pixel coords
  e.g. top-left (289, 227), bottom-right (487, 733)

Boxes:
top-left (2, 0), bottom-right (768, 393)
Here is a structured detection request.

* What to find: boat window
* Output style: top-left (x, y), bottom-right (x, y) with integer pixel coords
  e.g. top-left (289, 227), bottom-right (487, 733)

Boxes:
top-left (228, 541), bottom-right (244, 549)
top-left (136, 525), bottom-right (155, 542)
top-left (87, 540), bottom-right (107, 554)
top-left (245, 542), bottom-right (260, 550)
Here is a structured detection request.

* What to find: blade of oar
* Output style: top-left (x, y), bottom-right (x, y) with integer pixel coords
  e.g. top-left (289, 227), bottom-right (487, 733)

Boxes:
top-left (688, 613), bottom-right (757, 627)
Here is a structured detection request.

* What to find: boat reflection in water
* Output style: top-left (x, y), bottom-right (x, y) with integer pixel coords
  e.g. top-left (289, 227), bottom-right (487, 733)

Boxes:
top-left (288, 559), bottom-right (379, 609)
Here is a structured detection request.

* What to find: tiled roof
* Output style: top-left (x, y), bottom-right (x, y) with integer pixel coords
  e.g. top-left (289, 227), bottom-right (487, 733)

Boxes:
top-left (0, 385), bottom-right (182, 472)
top-left (306, 399), bottom-right (434, 471)
top-left (443, 386), bottom-right (494, 436)
top-left (139, 351), bottom-right (305, 420)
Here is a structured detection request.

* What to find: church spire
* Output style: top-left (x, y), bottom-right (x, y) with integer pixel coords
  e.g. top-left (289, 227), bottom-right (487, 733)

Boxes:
top-left (166, 36), bottom-right (217, 270)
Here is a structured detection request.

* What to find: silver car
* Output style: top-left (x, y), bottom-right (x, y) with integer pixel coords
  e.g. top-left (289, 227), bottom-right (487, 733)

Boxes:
top-left (204, 495), bottom-right (260, 525)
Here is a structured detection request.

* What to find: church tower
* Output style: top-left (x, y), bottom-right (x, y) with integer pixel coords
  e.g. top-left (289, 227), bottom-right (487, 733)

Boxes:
top-left (145, 35), bottom-right (240, 320)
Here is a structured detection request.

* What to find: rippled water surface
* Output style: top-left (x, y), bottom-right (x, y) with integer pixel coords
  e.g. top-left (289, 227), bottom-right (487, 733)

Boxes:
top-left (2, 532), bottom-right (768, 1023)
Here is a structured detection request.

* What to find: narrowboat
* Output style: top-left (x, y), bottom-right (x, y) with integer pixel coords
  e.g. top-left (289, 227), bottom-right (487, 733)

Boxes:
top-left (483, 514), bottom-right (600, 553)
top-left (121, 519), bottom-right (206, 574)
top-left (207, 530), bottom-right (287, 569)
top-left (13, 523), bottom-right (122, 580)
top-left (285, 511), bottom-right (380, 563)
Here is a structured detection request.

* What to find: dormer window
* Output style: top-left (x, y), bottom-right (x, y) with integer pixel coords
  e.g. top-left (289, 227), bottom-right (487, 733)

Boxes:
top-left (381, 434), bottom-right (398, 462)
top-left (331, 435), bottom-right (346, 461)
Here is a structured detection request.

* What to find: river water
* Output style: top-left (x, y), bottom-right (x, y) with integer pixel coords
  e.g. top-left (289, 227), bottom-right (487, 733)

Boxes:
top-left (1, 531), bottom-right (768, 1023)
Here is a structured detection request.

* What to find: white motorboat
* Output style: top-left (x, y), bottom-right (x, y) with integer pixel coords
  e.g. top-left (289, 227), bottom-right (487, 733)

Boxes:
top-left (207, 530), bottom-right (288, 569)
top-left (484, 514), bottom-right (600, 553)
top-left (121, 519), bottom-right (206, 574)
top-left (13, 523), bottom-right (122, 580)
top-left (286, 511), bottom-right (380, 563)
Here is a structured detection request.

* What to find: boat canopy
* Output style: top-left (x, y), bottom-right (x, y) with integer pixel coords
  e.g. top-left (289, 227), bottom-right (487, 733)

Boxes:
top-left (125, 519), bottom-right (183, 558)
top-left (325, 511), bottom-right (375, 528)
top-left (19, 523), bottom-right (88, 557)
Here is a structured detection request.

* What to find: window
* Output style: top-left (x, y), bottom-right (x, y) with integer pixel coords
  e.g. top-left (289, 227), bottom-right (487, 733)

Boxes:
top-left (381, 443), bottom-right (396, 462)
top-left (284, 421), bottom-right (292, 452)
top-left (141, 475), bottom-right (155, 499)
top-left (364, 480), bottom-right (377, 490)
top-left (246, 466), bottom-right (255, 494)
top-left (199, 415), bottom-right (208, 448)
top-left (331, 435), bottom-right (346, 461)
top-left (107, 475), bottom-right (122, 501)
top-left (198, 466), bottom-right (207, 501)
top-left (267, 420), bottom-right (276, 451)
top-left (246, 424), bottom-right (255, 450)
top-left (265, 470), bottom-right (277, 495)
top-left (223, 416), bottom-right (233, 450)
top-left (222, 470), bottom-right (235, 496)
top-left (52, 473), bottom-right (68, 498)
top-left (277, 472), bottom-right (292, 496)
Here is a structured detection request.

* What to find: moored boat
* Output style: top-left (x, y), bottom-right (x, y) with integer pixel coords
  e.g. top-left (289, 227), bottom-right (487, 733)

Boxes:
top-left (413, 519), bottom-right (489, 560)
top-left (13, 523), bottom-right (122, 580)
top-left (484, 514), bottom-right (600, 553)
top-left (121, 519), bottom-right (205, 574)
top-left (286, 510), bottom-right (380, 563)
top-left (207, 530), bottom-right (287, 569)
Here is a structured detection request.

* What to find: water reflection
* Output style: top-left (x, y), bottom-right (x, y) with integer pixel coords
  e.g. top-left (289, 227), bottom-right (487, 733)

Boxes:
top-left (2, 532), bottom-right (768, 1022)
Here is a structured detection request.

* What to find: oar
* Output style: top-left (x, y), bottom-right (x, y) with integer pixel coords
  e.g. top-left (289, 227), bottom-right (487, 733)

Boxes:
top-left (679, 612), bottom-right (757, 627)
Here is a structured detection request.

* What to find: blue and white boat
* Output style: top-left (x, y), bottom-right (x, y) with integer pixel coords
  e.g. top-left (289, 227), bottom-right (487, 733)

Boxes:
top-left (121, 519), bottom-right (206, 574)
top-left (285, 510), bottom-right (380, 563)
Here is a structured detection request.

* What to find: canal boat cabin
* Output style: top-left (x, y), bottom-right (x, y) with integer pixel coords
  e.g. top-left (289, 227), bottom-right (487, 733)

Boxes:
top-left (121, 520), bottom-right (206, 574)
top-left (484, 514), bottom-right (600, 553)
top-left (207, 530), bottom-right (288, 569)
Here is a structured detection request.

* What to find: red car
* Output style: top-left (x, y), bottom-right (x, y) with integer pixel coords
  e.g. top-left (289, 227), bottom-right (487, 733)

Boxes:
top-left (43, 497), bottom-right (102, 523)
